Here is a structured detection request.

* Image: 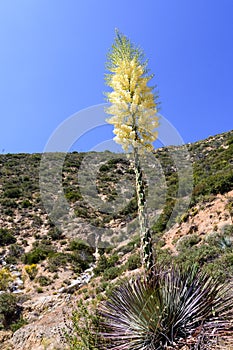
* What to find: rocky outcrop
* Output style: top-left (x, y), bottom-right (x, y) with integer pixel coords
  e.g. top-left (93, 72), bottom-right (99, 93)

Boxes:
top-left (4, 265), bottom-right (96, 350)
top-left (9, 295), bottom-right (72, 350)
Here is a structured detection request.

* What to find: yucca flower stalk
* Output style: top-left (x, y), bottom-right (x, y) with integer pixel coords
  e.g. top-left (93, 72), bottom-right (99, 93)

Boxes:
top-left (105, 30), bottom-right (159, 276)
top-left (98, 265), bottom-right (233, 349)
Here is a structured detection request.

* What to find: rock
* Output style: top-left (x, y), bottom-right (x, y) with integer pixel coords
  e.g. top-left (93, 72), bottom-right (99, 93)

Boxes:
top-left (8, 296), bottom-right (72, 350)
top-left (58, 265), bottom-right (94, 294)
top-left (0, 330), bottom-right (12, 343)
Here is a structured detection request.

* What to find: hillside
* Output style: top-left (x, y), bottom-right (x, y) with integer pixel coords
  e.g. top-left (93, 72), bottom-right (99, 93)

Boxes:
top-left (0, 129), bottom-right (233, 349)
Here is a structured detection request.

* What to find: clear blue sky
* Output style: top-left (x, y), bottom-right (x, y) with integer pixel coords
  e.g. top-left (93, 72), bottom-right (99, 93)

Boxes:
top-left (0, 0), bottom-right (232, 154)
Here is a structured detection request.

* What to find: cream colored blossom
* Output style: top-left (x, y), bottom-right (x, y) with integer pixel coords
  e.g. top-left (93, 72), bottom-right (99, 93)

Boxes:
top-left (105, 45), bottom-right (158, 152)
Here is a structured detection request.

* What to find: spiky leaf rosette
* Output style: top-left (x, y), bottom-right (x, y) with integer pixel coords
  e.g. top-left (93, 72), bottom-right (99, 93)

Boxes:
top-left (98, 266), bottom-right (233, 349)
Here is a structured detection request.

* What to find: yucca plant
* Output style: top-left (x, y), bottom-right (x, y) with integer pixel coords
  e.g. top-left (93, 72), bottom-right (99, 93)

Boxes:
top-left (105, 30), bottom-right (159, 277)
top-left (98, 265), bottom-right (233, 349)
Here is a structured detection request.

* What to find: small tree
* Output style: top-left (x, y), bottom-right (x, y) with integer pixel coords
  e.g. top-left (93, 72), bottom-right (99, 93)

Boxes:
top-left (0, 293), bottom-right (21, 329)
top-left (105, 30), bottom-right (159, 276)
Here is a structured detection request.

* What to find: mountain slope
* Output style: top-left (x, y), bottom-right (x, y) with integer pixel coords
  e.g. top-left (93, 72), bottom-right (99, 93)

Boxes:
top-left (0, 129), bottom-right (232, 349)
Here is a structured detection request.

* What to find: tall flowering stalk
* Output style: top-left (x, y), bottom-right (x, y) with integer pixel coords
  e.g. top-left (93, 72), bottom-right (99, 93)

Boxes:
top-left (105, 30), bottom-right (159, 276)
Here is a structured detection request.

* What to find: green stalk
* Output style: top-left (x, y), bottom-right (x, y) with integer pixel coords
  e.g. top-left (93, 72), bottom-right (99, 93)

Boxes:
top-left (133, 146), bottom-right (155, 279)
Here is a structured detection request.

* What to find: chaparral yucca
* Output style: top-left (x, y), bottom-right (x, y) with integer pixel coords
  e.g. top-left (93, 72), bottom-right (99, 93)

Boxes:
top-left (105, 30), bottom-right (159, 276)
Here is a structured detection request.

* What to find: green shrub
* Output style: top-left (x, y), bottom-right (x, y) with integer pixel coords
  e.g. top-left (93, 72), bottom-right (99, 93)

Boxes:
top-left (47, 227), bottom-right (64, 240)
top-left (71, 252), bottom-right (93, 272)
top-left (0, 198), bottom-right (18, 208)
top-left (0, 228), bottom-right (16, 246)
top-left (65, 189), bottom-right (82, 202)
top-left (64, 300), bottom-right (101, 350)
top-left (108, 253), bottom-right (119, 266)
top-left (176, 234), bottom-right (201, 251)
top-left (223, 224), bottom-right (233, 235)
top-left (23, 244), bottom-right (54, 264)
top-left (6, 243), bottom-right (24, 264)
top-left (47, 253), bottom-right (72, 272)
top-left (0, 293), bottom-right (22, 330)
top-left (120, 198), bottom-right (137, 217)
top-left (69, 239), bottom-right (92, 252)
top-left (118, 244), bottom-right (133, 255)
top-left (102, 266), bottom-right (122, 281)
top-left (125, 253), bottom-right (141, 271)
top-left (5, 255), bottom-right (17, 264)
top-left (32, 215), bottom-right (43, 228)
top-left (3, 208), bottom-right (14, 216)
top-left (10, 316), bottom-right (27, 332)
top-left (8, 243), bottom-right (24, 258)
top-left (94, 253), bottom-right (119, 276)
top-left (74, 207), bottom-right (89, 218)
top-left (99, 164), bottom-right (110, 172)
top-left (3, 187), bottom-right (21, 198)
top-left (164, 224), bottom-right (233, 282)
top-left (21, 199), bottom-right (32, 208)
top-left (93, 255), bottom-right (109, 276)
top-left (69, 239), bottom-right (95, 270)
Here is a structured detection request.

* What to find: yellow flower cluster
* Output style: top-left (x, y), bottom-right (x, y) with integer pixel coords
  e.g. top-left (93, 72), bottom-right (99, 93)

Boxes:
top-left (106, 57), bottom-right (158, 152)
top-left (0, 267), bottom-right (14, 291)
top-left (25, 264), bottom-right (38, 280)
